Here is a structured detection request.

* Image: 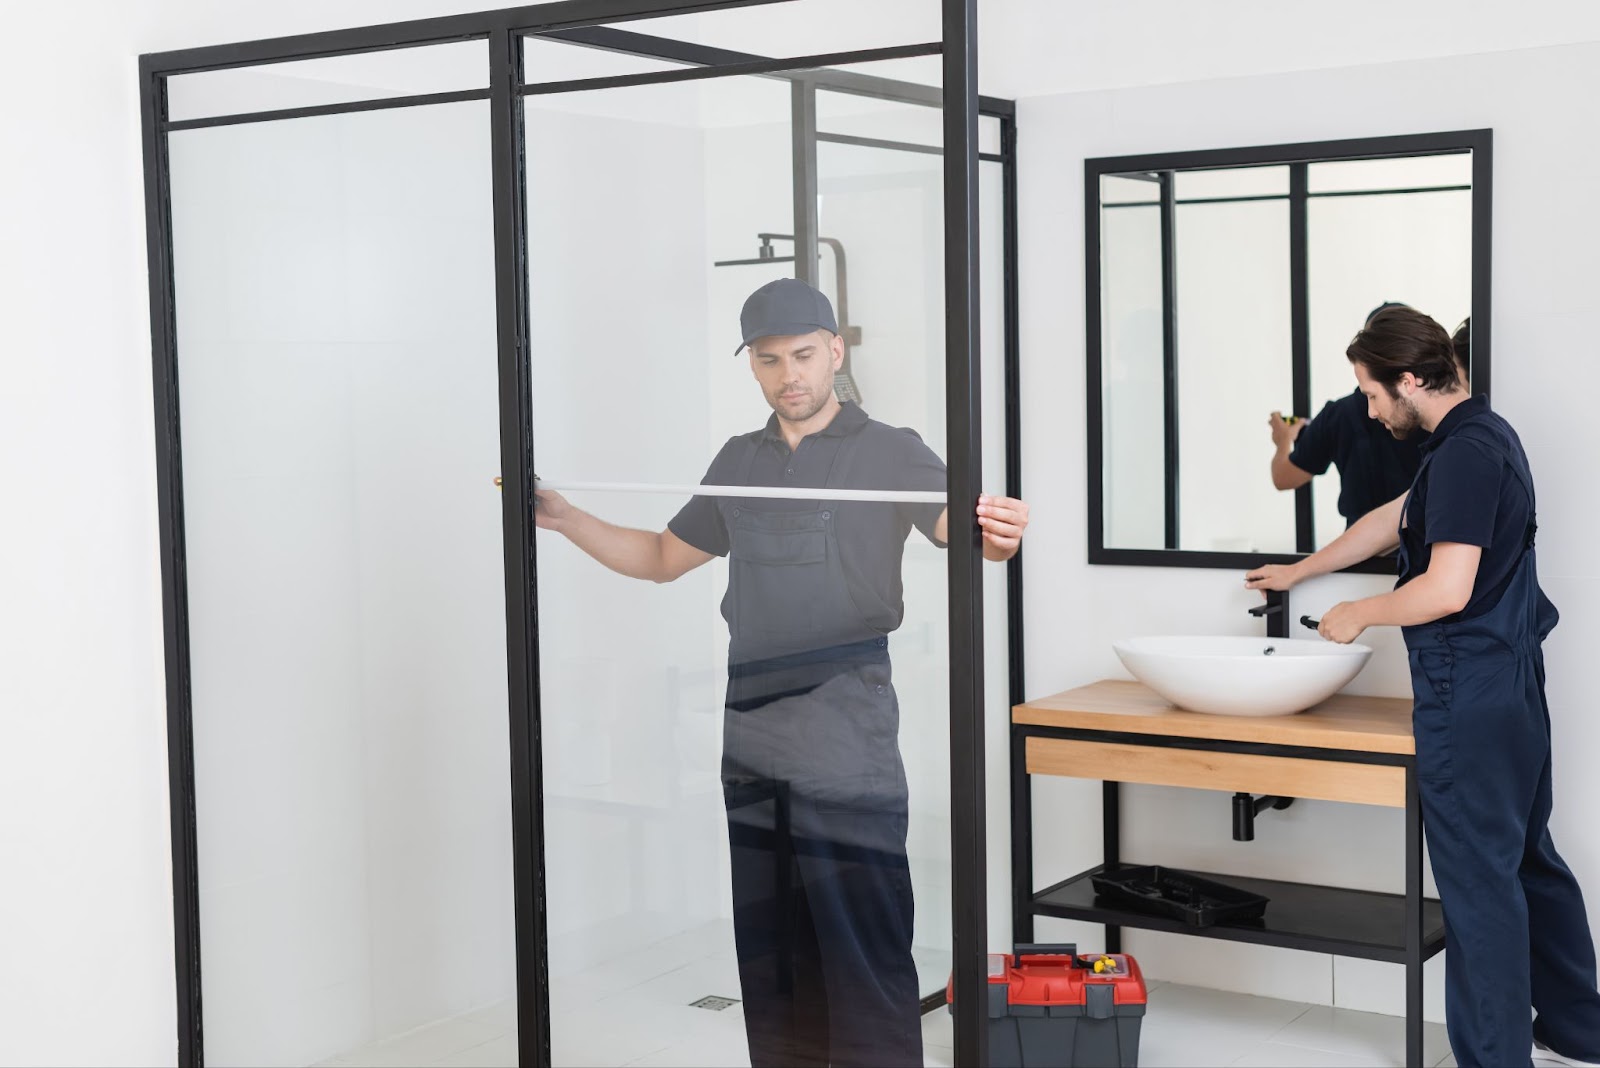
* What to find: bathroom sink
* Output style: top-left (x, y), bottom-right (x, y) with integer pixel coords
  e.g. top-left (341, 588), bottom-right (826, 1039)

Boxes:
top-left (1112, 636), bottom-right (1372, 717)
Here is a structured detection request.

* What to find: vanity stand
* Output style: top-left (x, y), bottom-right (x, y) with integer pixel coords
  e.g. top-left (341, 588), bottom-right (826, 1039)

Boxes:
top-left (1010, 680), bottom-right (1444, 1066)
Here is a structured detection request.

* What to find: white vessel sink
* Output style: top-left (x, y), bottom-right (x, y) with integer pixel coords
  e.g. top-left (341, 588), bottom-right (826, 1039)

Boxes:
top-left (1112, 636), bottom-right (1373, 717)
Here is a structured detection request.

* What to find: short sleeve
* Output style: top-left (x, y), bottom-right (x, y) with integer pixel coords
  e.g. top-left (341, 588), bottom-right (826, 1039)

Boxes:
top-left (668, 438), bottom-right (741, 557)
top-left (1423, 438), bottom-right (1502, 549)
top-left (893, 429), bottom-right (948, 545)
top-left (1288, 399), bottom-right (1340, 476)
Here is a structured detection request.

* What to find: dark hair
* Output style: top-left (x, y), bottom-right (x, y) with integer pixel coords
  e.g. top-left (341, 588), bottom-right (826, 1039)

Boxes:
top-left (1451, 317), bottom-right (1470, 372)
top-left (1346, 305), bottom-right (1461, 393)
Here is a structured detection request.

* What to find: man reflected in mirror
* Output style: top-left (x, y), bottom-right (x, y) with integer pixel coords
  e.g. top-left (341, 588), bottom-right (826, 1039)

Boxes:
top-left (1267, 303), bottom-right (1470, 531)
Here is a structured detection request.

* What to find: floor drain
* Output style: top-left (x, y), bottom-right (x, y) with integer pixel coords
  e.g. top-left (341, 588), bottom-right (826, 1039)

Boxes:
top-left (689, 995), bottom-right (740, 1012)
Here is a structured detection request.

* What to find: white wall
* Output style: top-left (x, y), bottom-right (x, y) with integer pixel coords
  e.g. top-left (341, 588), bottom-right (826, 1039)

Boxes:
top-left (978, 0), bottom-right (1600, 98)
top-left (1013, 41), bottom-right (1600, 1022)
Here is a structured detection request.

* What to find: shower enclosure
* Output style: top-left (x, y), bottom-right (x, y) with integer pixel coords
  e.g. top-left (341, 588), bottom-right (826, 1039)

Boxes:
top-left (141, 3), bottom-right (1018, 1065)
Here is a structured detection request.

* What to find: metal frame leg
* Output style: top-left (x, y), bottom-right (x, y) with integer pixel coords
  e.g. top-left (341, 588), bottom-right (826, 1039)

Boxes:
top-left (1405, 764), bottom-right (1424, 1067)
top-left (1012, 727), bottom-right (1035, 945)
top-left (1104, 780), bottom-right (1121, 954)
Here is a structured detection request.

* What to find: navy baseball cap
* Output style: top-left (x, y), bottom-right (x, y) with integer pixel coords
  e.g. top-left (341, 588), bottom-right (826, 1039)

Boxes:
top-left (735, 278), bottom-right (838, 354)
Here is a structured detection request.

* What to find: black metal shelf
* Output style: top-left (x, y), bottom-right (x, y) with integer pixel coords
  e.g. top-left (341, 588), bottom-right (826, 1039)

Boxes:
top-left (1032, 863), bottom-right (1446, 964)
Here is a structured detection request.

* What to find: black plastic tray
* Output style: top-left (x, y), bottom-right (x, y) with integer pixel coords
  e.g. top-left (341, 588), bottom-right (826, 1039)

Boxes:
top-left (1091, 865), bottom-right (1269, 927)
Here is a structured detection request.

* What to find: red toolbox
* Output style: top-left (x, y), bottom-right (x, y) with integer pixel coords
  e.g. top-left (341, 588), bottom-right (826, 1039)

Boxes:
top-left (948, 943), bottom-right (1147, 1067)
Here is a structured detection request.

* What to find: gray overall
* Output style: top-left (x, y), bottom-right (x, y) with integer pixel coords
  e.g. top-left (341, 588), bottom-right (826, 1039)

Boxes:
top-left (717, 441), bottom-right (922, 1068)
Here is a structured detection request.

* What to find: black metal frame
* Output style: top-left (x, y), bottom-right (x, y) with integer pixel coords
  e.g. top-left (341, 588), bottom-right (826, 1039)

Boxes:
top-left (1010, 723), bottom-right (1443, 1066)
top-left (1156, 171), bottom-right (1180, 550)
top-left (1085, 129), bottom-right (1493, 572)
top-left (141, 3), bottom-right (1018, 1066)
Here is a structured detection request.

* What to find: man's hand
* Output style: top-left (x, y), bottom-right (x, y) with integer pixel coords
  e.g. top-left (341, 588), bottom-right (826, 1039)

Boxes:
top-left (1269, 411), bottom-right (1305, 450)
top-left (1245, 563), bottom-right (1302, 592)
top-left (533, 488), bottom-right (574, 531)
top-left (978, 495), bottom-right (1029, 561)
top-left (1318, 601), bottom-right (1369, 644)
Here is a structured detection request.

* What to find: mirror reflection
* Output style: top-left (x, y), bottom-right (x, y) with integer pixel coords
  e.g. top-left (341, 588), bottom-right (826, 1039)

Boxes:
top-left (1095, 146), bottom-right (1478, 557)
top-left (1271, 305), bottom-right (1470, 538)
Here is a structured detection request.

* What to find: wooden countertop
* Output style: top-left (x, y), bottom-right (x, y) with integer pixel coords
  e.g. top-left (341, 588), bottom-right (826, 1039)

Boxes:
top-left (1013, 679), bottom-right (1414, 756)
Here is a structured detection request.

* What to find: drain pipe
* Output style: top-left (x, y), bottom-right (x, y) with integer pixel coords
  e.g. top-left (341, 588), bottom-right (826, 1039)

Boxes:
top-left (1233, 793), bottom-right (1294, 841)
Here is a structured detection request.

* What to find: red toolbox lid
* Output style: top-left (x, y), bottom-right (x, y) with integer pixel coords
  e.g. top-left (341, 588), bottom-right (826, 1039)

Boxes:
top-left (993, 951), bottom-right (1147, 1007)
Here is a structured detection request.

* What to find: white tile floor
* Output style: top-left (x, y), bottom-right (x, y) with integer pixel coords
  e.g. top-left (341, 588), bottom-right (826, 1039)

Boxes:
top-left (316, 979), bottom-right (1456, 1068)
top-left (311, 918), bottom-right (1457, 1067)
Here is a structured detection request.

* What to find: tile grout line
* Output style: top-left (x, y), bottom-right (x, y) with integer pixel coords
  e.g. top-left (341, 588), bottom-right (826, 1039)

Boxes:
top-left (1263, 1000), bottom-right (1317, 1044)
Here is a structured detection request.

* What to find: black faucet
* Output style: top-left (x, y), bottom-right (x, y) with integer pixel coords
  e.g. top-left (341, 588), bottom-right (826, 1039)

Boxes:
top-left (1248, 588), bottom-right (1289, 639)
top-left (1238, 587), bottom-right (1296, 839)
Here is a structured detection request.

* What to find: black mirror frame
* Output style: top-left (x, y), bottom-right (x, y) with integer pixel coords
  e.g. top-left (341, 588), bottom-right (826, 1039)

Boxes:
top-left (1085, 129), bottom-right (1492, 574)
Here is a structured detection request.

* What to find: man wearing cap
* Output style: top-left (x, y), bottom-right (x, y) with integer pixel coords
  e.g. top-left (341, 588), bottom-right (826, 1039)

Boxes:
top-left (534, 277), bottom-right (1029, 1067)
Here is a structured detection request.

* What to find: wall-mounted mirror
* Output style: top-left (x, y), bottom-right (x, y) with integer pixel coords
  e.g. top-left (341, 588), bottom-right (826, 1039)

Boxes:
top-left (1087, 130), bottom-right (1491, 571)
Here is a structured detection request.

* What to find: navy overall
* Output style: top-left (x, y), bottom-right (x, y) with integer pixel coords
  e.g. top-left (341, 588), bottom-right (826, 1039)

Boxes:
top-left (1400, 411), bottom-right (1600, 1066)
top-left (717, 443), bottom-right (922, 1067)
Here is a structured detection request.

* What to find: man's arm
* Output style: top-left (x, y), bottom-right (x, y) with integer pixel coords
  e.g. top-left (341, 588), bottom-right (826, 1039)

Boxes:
top-left (1315, 542), bottom-right (1478, 642)
top-left (1269, 411), bottom-right (1313, 491)
top-left (934, 495), bottom-right (1030, 562)
top-left (1246, 491), bottom-right (1406, 591)
top-left (1272, 451), bottom-right (1314, 491)
top-left (535, 490), bottom-right (712, 583)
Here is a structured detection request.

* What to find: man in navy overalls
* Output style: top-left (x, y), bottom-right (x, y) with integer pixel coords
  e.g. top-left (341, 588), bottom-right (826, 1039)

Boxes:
top-left (1249, 305), bottom-right (1600, 1066)
top-left (535, 278), bottom-right (1030, 1066)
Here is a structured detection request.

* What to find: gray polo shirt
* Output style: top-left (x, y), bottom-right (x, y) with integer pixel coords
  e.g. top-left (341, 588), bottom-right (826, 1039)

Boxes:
top-left (669, 401), bottom-right (947, 642)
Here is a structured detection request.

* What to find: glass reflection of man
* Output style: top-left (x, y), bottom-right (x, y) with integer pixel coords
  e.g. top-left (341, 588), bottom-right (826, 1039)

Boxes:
top-left (1248, 305), bottom-right (1600, 1067)
top-left (533, 278), bottom-right (1029, 1067)
top-left (1268, 303), bottom-right (1425, 528)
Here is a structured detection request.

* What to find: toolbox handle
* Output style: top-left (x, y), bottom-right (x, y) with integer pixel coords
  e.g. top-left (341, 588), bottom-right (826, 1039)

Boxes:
top-left (1013, 942), bottom-right (1084, 966)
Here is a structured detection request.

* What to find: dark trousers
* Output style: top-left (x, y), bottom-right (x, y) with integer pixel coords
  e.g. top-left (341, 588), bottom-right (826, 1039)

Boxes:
top-left (1414, 648), bottom-right (1600, 1065)
top-left (722, 665), bottom-right (923, 1067)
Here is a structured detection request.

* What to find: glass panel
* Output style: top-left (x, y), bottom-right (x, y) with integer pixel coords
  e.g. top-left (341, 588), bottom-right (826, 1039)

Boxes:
top-left (1307, 183), bottom-right (1472, 546)
top-left (168, 96), bottom-right (516, 1067)
top-left (1101, 172), bottom-right (1159, 205)
top-left (976, 161), bottom-right (1011, 1059)
top-left (1174, 164), bottom-right (1289, 201)
top-left (817, 87), bottom-right (943, 150)
top-left (822, 52), bottom-right (943, 87)
top-left (1175, 197), bottom-right (1294, 552)
top-left (522, 33), bottom-right (697, 83)
top-left (1099, 179), bottom-right (1164, 549)
top-left (527, 52), bottom-right (953, 1068)
top-left (167, 40), bottom-right (487, 121)
top-left (815, 129), bottom-right (950, 995)
top-left (1309, 153), bottom-right (1472, 193)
